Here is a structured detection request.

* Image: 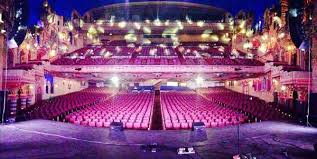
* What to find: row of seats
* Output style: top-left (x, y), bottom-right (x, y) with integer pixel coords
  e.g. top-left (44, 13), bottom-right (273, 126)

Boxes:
top-left (52, 44), bottom-right (263, 66)
top-left (52, 56), bottom-right (263, 66)
top-left (161, 91), bottom-right (248, 130)
top-left (25, 88), bottom-right (113, 120)
top-left (198, 87), bottom-right (288, 121)
top-left (65, 92), bottom-right (154, 130)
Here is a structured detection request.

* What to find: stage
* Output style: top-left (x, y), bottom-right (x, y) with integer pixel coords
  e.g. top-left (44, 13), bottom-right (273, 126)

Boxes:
top-left (1, 120), bottom-right (316, 159)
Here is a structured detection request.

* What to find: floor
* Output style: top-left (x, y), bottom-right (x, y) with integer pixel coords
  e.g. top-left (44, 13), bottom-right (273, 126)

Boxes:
top-left (0, 120), bottom-right (316, 159)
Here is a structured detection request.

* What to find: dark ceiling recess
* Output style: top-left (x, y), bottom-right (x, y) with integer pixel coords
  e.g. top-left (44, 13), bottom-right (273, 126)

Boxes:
top-left (8, 0), bottom-right (29, 46)
top-left (288, 0), bottom-right (306, 48)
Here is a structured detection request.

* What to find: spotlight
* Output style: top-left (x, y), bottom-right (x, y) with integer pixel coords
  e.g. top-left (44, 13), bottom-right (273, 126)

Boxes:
top-left (111, 76), bottom-right (120, 87)
top-left (289, 8), bottom-right (298, 17)
top-left (281, 85), bottom-right (286, 91)
top-left (197, 21), bottom-right (204, 27)
top-left (195, 76), bottom-right (204, 85)
top-left (118, 21), bottom-right (127, 28)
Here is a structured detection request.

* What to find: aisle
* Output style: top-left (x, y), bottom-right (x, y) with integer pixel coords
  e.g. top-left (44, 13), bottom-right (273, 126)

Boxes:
top-left (150, 90), bottom-right (163, 130)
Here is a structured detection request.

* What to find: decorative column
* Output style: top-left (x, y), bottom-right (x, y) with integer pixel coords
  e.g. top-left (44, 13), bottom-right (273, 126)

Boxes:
top-left (20, 94), bottom-right (28, 110)
top-left (26, 94), bottom-right (33, 108)
top-left (7, 94), bottom-right (18, 122)
top-left (311, 0), bottom-right (317, 93)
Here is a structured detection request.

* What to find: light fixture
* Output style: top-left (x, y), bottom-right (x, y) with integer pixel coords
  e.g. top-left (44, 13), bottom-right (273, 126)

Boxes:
top-left (49, 50), bottom-right (56, 57)
top-left (118, 21), bottom-right (127, 28)
top-left (195, 76), bottom-right (204, 85)
top-left (197, 21), bottom-right (204, 27)
top-left (111, 76), bottom-right (120, 87)
top-left (281, 85), bottom-right (286, 91)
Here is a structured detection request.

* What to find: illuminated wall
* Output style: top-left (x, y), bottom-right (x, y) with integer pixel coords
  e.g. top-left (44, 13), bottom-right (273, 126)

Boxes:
top-left (225, 77), bottom-right (274, 102)
top-left (42, 77), bottom-right (87, 100)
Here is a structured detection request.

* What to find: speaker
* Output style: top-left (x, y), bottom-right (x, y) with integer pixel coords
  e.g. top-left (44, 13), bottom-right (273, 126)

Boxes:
top-left (0, 91), bottom-right (9, 123)
top-left (314, 143), bottom-right (317, 152)
top-left (192, 122), bottom-right (205, 131)
top-left (110, 121), bottom-right (124, 131)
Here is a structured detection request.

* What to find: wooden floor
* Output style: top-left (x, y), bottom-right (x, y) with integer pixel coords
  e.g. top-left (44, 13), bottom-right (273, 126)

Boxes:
top-left (0, 120), bottom-right (317, 159)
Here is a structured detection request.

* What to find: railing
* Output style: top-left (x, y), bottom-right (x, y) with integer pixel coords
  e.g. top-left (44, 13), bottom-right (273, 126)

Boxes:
top-left (49, 64), bottom-right (265, 73)
top-left (4, 69), bottom-right (36, 83)
top-left (280, 71), bottom-right (311, 85)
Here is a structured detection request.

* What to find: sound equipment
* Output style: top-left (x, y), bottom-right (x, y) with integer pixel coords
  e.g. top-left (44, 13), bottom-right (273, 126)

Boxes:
top-left (110, 121), bottom-right (124, 131)
top-left (314, 143), bottom-right (317, 152)
top-left (192, 122), bottom-right (205, 131)
top-left (0, 91), bottom-right (8, 123)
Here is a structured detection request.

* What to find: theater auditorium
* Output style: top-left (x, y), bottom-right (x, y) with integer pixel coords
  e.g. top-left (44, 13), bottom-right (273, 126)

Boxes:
top-left (1, 0), bottom-right (317, 158)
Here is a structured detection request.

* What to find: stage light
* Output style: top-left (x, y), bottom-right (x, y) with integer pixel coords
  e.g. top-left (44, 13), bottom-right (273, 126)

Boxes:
top-left (143, 26), bottom-right (151, 34)
top-left (239, 20), bottom-right (245, 29)
top-left (153, 18), bottom-right (162, 26)
top-left (289, 8), bottom-right (298, 17)
top-left (164, 49), bottom-right (170, 55)
top-left (111, 76), bottom-right (120, 87)
top-left (258, 44), bottom-right (267, 53)
top-left (88, 26), bottom-right (97, 35)
top-left (210, 35), bottom-right (219, 42)
top-left (195, 76), bottom-right (204, 85)
top-left (133, 22), bottom-right (141, 30)
top-left (217, 23), bottom-right (224, 30)
top-left (201, 33), bottom-right (209, 39)
top-left (164, 20), bottom-right (170, 26)
top-left (96, 20), bottom-right (104, 25)
top-left (47, 14), bottom-right (54, 24)
top-left (115, 46), bottom-right (121, 53)
top-left (278, 32), bottom-right (285, 39)
top-left (67, 22), bottom-right (74, 31)
top-left (240, 28), bottom-right (246, 34)
top-left (246, 29), bottom-right (254, 37)
top-left (273, 16), bottom-right (282, 28)
top-left (243, 42), bottom-right (252, 49)
top-left (124, 34), bottom-right (137, 42)
top-left (49, 50), bottom-right (56, 57)
top-left (104, 51), bottom-right (112, 58)
top-left (145, 19), bottom-right (151, 24)
top-left (79, 19), bottom-right (84, 28)
top-left (58, 32), bottom-right (66, 40)
top-left (287, 45), bottom-right (295, 52)
top-left (118, 21), bottom-right (127, 28)
top-left (97, 26), bottom-right (104, 33)
top-left (197, 21), bottom-right (204, 27)
top-left (281, 85), bottom-right (286, 91)
top-left (28, 85), bottom-right (34, 89)
top-left (261, 33), bottom-right (268, 41)
top-left (176, 20), bottom-right (183, 30)
top-left (221, 35), bottom-right (231, 44)
top-left (43, 1), bottom-right (48, 7)
top-left (26, 44), bottom-right (30, 50)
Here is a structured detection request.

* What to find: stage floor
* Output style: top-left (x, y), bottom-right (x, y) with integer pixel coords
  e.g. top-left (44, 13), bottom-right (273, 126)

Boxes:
top-left (1, 120), bottom-right (316, 159)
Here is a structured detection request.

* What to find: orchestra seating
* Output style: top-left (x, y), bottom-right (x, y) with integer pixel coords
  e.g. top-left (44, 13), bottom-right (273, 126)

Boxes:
top-left (65, 92), bottom-right (154, 130)
top-left (160, 91), bottom-right (248, 129)
top-left (199, 87), bottom-right (288, 121)
top-left (25, 88), bottom-right (112, 120)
